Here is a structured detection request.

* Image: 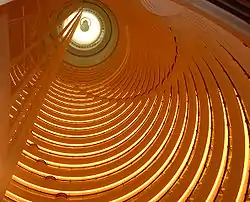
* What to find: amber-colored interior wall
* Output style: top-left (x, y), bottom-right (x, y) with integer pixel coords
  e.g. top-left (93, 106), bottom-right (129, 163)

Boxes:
top-left (2, 0), bottom-right (250, 201)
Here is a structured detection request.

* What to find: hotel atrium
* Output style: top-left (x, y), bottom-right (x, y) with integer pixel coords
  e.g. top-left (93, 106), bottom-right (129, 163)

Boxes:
top-left (0, 0), bottom-right (250, 201)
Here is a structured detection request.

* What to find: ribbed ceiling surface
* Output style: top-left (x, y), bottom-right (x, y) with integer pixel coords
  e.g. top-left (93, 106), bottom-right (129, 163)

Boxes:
top-left (5, 0), bottom-right (250, 201)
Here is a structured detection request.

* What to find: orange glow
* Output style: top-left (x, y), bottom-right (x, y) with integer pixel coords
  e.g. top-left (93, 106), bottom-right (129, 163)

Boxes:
top-left (4, 0), bottom-right (250, 201)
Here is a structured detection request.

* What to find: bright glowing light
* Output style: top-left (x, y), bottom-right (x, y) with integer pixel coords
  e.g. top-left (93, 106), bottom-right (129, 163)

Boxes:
top-left (63, 10), bottom-right (101, 46)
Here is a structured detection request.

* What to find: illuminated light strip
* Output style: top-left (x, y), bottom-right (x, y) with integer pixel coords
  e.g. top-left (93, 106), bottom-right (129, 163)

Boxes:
top-left (102, 74), bottom-right (134, 97)
top-left (48, 89), bottom-right (93, 102)
top-left (84, 84), bottom-right (105, 93)
top-left (50, 85), bottom-right (88, 98)
top-left (55, 80), bottom-right (85, 91)
top-left (11, 105), bottom-right (18, 111)
top-left (5, 191), bottom-right (31, 202)
top-left (14, 95), bottom-right (173, 195)
top-left (10, 73), bottom-right (17, 86)
top-left (85, 83), bottom-right (106, 93)
top-left (129, 90), bottom-right (137, 98)
top-left (34, 72), bottom-right (40, 78)
top-left (42, 101), bottom-right (117, 118)
top-left (31, 99), bottom-right (149, 147)
top-left (40, 101), bottom-right (130, 126)
top-left (92, 87), bottom-right (108, 95)
top-left (37, 102), bottom-right (134, 130)
top-left (109, 67), bottom-right (143, 99)
top-left (95, 85), bottom-right (119, 97)
top-left (112, 92), bottom-right (184, 202)
top-left (129, 64), bottom-right (144, 98)
top-left (13, 68), bottom-right (20, 81)
top-left (46, 93), bottom-right (102, 107)
top-left (31, 77), bottom-right (37, 82)
top-left (40, 102), bottom-right (125, 123)
top-left (52, 81), bottom-right (81, 93)
top-left (235, 94), bottom-right (249, 202)
top-left (44, 98), bottom-right (109, 111)
top-left (122, 91), bottom-right (129, 99)
top-left (115, 89), bottom-right (127, 99)
top-left (108, 87), bottom-right (123, 98)
top-left (13, 96), bottom-right (170, 186)
top-left (25, 97), bottom-right (159, 166)
top-left (114, 91), bottom-right (124, 99)
top-left (16, 100), bottom-right (21, 105)
top-left (48, 87), bottom-right (88, 99)
top-left (130, 87), bottom-right (138, 97)
top-left (19, 96), bottom-right (170, 181)
top-left (121, 70), bottom-right (141, 97)
top-left (30, 97), bottom-right (144, 152)
top-left (55, 79), bottom-right (80, 90)
top-left (28, 81), bottom-right (34, 86)
top-left (119, 74), bottom-right (142, 99)
top-left (179, 94), bottom-right (212, 201)
top-left (123, 70), bottom-right (142, 98)
top-left (9, 114), bottom-right (14, 118)
top-left (89, 84), bottom-right (119, 97)
top-left (35, 101), bottom-right (142, 138)
top-left (22, 90), bottom-right (28, 95)
top-left (16, 66), bottom-right (24, 77)
top-left (206, 90), bottom-right (228, 201)
top-left (97, 81), bottom-right (120, 98)
top-left (106, 87), bottom-right (121, 98)
top-left (34, 97), bottom-right (155, 157)
top-left (27, 139), bottom-right (102, 155)
top-left (151, 93), bottom-right (199, 201)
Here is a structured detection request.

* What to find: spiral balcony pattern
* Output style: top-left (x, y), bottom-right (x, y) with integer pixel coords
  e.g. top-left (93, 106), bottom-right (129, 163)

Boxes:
top-left (4, 0), bottom-right (250, 201)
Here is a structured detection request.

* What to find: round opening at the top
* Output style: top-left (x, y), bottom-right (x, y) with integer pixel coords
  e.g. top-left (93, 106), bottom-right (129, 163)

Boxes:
top-left (62, 8), bottom-right (105, 51)
top-left (56, 0), bottom-right (118, 67)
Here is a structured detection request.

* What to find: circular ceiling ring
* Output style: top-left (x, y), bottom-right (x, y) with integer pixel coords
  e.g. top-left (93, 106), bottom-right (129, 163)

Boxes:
top-left (54, 0), bottom-right (118, 67)
top-left (63, 7), bottom-right (106, 53)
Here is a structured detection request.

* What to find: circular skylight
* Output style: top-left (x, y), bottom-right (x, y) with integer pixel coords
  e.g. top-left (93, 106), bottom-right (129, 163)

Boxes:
top-left (63, 10), bottom-right (102, 47)
top-left (57, 0), bottom-right (118, 67)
